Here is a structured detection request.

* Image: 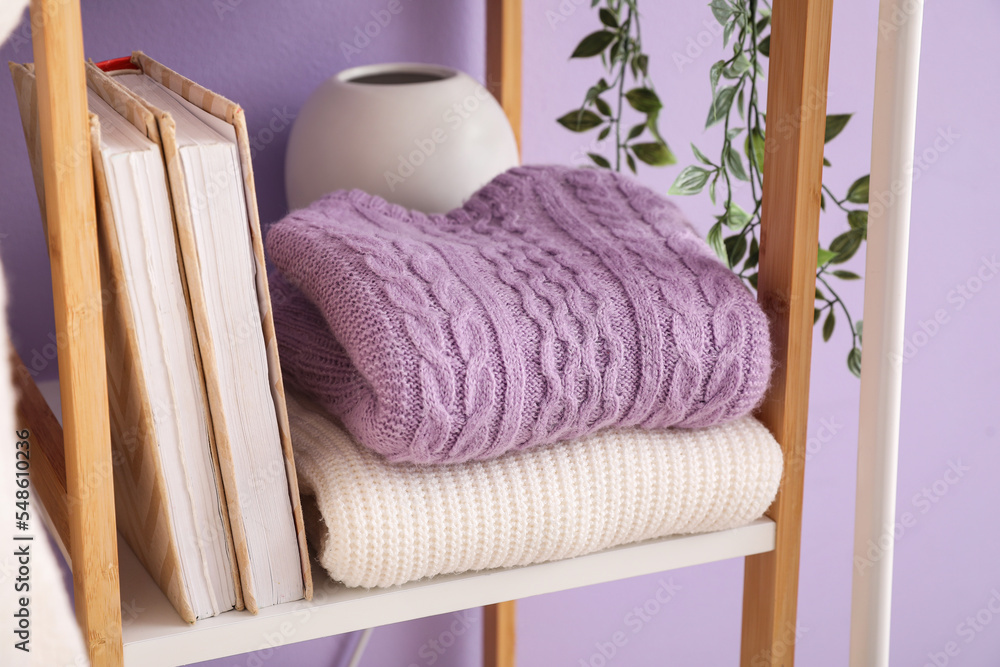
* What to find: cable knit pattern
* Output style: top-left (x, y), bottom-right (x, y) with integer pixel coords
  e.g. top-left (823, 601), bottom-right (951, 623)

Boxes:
top-left (287, 393), bottom-right (783, 588)
top-left (268, 165), bottom-right (772, 464)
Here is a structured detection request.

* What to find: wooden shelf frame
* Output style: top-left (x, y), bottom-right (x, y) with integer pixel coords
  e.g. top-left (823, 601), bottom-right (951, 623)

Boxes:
top-left (12, 0), bottom-right (846, 665)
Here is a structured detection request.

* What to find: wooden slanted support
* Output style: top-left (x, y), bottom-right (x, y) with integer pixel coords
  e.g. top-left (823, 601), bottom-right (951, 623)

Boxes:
top-left (740, 0), bottom-right (834, 665)
top-left (11, 353), bottom-right (70, 551)
top-left (484, 1), bottom-right (521, 665)
top-left (29, 0), bottom-right (124, 664)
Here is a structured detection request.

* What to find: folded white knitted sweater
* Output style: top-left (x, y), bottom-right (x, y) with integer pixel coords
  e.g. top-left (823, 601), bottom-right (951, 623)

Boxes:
top-left (288, 395), bottom-right (783, 589)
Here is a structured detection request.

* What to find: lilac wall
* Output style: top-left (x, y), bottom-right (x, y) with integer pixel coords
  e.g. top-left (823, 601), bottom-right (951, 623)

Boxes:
top-left (2, 1), bottom-right (998, 665)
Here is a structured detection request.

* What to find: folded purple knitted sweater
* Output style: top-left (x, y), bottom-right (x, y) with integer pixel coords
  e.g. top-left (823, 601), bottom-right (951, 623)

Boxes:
top-left (268, 165), bottom-right (771, 464)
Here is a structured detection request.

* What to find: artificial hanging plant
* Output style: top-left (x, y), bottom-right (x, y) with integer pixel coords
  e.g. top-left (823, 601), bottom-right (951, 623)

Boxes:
top-left (558, 0), bottom-right (868, 377)
top-left (556, 0), bottom-right (676, 173)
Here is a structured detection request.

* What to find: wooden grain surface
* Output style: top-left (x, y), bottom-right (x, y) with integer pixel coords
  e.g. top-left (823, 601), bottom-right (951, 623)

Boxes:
top-left (30, 0), bottom-right (124, 663)
top-left (484, 2), bottom-right (521, 664)
top-left (740, 0), bottom-right (834, 664)
top-left (486, 0), bottom-right (522, 151)
top-left (484, 601), bottom-right (517, 667)
top-left (11, 351), bottom-right (70, 550)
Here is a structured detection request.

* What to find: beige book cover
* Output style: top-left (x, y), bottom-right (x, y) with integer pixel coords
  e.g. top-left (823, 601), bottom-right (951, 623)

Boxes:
top-left (97, 52), bottom-right (313, 612)
top-left (8, 61), bottom-right (244, 623)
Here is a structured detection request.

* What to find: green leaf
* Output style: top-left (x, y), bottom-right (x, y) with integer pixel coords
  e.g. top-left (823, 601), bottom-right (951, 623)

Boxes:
top-left (726, 202), bottom-right (752, 230)
top-left (832, 270), bottom-right (862, 280)
top-left (821, 193), bottom-right (826, 211)
top-left (737, 88), bottom-right (745, 120)
top-left (726, 146), bottom-right (749, 181)
top-left (598, 126), bottom-right (611, 141)
top-left (856, 320), bottom-right (864, 343)
top-left (710, 0), bottom-right (733, 24)
top-left (588, 152), bottom-right (611, 169)
top-left (814, 308), bottom-right (821, 324)
top-left (743, 237), bottom-right (759, 270)
top-left (755, 13), bottom-right (771, 33)
top-left (823, 157), bottom-right (832, 167)
top-left (817, 246), bottom-right (838, 267)
top-left (816, 287), bottom-right (827, 301)
top-left (691, 143), bottom-right (714, 166)
top-left (594, 97), bottom-right (613, 117)
top-left (848, 210), bottom-right (868, 238)
top-left (725, 234), bottom-right (748, 268)
top-left (823, 311), bottom-right (836, 341)
top-left (632, 141), bottom-right (676, 166)
top-left (609, 38), bottom-right (622, 63)
top-left (847, 347), bottom-right (862, 377)
top-left (706, 86), bottom-right (738, 128)
top-left (627, 123), bottom-right (645, 140)
top-left (645, 109), bottom-right (666, 144)
top-left (668, 166), bottom-right (711, 195)
top-left (846, 175), bottom-right (870, 204)
top-left (572, 30), bottom-right (617, 58)
top-left (824, 114), bottom-right (852, 143)
top-left (726, 126), bottom-right (744, 141)
top-left (636, 54), bottom-right (649, 77)
top-left (723, 19), bottom-right (736, 47)
top-left (599, 8), bottom-right (618, 28)
top-left (710, 60), bottom-right (725, 93)
top-left (709, 177), bottom-right (718, 205)
top-left (829, 229), bottom-right (864, 264)
top-left (758, 35), bottom-right (770, 57)
top-left (731, 52), bottom-right (751, 76)
top-left (625, 87), bottom-right (662, 113)
top-left (557, 109), bottom-right (604, 132)
top-left (747, 272), bottom-right (759, 289)
top-left (707, 222), bottom-right (726, 261)
top-left (745, 128), bottom-right (766, 171)
top-left (626, 152), bottom-right (637, 174)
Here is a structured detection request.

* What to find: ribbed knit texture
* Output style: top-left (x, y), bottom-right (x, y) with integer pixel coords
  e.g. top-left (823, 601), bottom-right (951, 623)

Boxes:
top-left (288, 393), bottom-right (783, 589)
top-left (269, 165), bottom-right (772, 464)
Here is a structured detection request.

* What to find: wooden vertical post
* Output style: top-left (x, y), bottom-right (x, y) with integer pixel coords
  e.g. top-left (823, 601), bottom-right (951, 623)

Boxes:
top-left (29, 0), bottom-right (124, 664)
top-left (486, 0), bottom-right (522, 151)
top-left (483, 600), bottom-right (517, 667)
top-left (740, 0), bottom-right (834, 665)
top-left (484, 1), bottom-right (520, 665)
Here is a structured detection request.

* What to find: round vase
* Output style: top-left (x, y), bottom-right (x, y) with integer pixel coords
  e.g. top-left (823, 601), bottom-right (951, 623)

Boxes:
top-left (285, 62), bottom-right (519, 214)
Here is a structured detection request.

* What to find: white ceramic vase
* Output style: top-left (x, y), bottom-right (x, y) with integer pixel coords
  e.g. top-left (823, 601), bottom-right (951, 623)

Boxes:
top-left (285, 62), bottom-right (520, 214)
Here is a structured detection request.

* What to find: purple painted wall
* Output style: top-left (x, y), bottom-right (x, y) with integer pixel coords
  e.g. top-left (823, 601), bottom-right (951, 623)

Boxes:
top-left (2, 1), bottom-right (998, 665)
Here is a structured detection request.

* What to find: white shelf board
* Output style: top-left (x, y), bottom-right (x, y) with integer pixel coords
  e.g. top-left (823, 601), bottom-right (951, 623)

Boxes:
top-left (121, 518), bottom-right (775, 666)
top-left (35, 378), bottom-right (777, 665)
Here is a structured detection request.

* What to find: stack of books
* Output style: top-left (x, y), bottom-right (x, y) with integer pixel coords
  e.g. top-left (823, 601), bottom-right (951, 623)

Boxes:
top-left (9, 52), bottom-right (312, 622)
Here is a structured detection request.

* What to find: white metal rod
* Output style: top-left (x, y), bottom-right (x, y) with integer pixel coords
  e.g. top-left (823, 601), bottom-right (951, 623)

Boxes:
top-left (850, 0), bottom-right (925, 664)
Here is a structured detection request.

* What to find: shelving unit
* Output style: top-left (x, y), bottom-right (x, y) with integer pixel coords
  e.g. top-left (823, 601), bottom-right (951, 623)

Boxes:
top-left (11, 0), bottom-right (923, 665)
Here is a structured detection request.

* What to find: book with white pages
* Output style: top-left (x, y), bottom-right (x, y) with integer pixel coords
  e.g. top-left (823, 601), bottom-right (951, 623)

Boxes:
top-left (105, 54), bottom-right (310, 612)
top-left (8, 60), bottom-right (243, 623)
